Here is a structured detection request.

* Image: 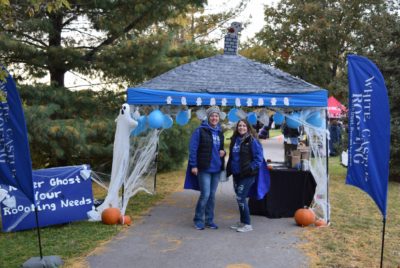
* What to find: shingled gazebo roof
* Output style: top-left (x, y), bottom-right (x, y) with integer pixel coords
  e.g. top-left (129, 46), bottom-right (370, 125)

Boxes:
top-left (128, 22), bottom-right (327, 107)
top-left (137, 54), bottom-right (323, 94)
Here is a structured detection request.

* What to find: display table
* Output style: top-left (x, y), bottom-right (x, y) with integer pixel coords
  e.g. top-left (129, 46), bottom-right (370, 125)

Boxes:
top-left (249, 169), bottom-right (316, 218)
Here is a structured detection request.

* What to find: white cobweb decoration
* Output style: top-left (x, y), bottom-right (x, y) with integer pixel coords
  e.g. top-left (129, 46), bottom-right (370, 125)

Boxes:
top-left (276, 108), bottom-right (330, 223)
top-left (93, 105), bottom-right (160, 218)
top-left (120, 129), bottom-right (160, 214)
top-left (304, 124), bottom-right (330, 223)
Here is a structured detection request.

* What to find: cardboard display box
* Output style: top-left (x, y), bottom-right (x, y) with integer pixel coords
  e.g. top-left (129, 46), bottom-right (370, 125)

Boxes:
top-left (301, 151), bottom-right (310, 160)
top-left (298, 145), bottom-right (310, 160)
top-left (291, 155), bottom-right (301, 168)
top-left (291, 149), bottom-right (301, 156)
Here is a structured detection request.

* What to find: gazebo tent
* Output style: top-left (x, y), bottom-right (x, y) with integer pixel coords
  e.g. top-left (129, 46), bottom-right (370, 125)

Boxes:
top-left (328, 96), bottom-right (347, 118)
top-left (125, 23), bottom-right (330, 222)
top-left (127, 54), bottom-right (327, 107)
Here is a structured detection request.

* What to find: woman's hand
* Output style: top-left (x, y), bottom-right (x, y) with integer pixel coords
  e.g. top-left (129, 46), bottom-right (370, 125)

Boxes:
top-left (191, 167), bottom-right (198, 176)
top-left (219, 150), bottom-right (226, 157)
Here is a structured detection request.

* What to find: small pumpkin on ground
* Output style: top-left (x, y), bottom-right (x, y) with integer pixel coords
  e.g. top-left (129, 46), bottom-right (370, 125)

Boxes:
top-left (101, 207), bottom-right (121, 225)
top-left (294, 207), bottom-right (315, 227)
top-left (119, 215), bottom-right (132, 226)
top-left (314, 218), bottom-right (328, 227)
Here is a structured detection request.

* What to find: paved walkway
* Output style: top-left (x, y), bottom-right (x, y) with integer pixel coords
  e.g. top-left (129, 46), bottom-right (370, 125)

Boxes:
top-left (261, 134), bottom-right (285, 162)
top-left (87, 135), bottom-right (308, 268)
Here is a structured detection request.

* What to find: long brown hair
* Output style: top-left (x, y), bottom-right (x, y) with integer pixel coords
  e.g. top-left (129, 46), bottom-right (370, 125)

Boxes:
top-left (229, 119), bottom-right (258, 151)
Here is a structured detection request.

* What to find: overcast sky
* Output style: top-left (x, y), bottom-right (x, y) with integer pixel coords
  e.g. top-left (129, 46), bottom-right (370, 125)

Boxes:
top-left (207, 0), bottom-right (276, 47)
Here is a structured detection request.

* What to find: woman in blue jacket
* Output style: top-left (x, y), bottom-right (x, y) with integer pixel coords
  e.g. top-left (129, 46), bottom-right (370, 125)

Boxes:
top-left (227, 119), bottom-right (264, 232)
top-left (185, 106), bottom-right (226, 230)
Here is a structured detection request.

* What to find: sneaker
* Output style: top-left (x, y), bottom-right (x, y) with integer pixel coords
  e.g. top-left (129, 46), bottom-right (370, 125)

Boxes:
top-left (236, 224), bottom-right (253, 233)
top-left (205, 222), bottom-right (218, 229)
top-left (230, 222), bottom-right (245, 230)
top-left (194, 222), bottom-right (205, 230)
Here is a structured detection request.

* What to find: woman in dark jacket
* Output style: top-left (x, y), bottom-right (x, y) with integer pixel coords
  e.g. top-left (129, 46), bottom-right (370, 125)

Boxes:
top-left (227, 119), bottom-right (264, 232)
top-left (186, 106), bottom-right (226, 230)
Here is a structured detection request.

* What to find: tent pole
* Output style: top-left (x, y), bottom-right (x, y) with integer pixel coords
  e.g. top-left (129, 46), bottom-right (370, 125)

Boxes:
top-left (154, 131), bottom-right (160, 192)
top-left (34, 206), bottom-right (43, 259)
top-left (121, 183), bottom-right (124, 211)
top-left (380, 216), bottom-right (386, 268)
top-left (325, 109), bottom-right (330, 223)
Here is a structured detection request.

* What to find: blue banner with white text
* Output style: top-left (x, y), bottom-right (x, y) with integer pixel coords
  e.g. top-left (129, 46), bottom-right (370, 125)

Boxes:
top-left (0, 165), bottom-right (93, 232)
top-left (0, 68), bottom-right (34, 203)
top-left (346, 55), bottom-right (390, 217)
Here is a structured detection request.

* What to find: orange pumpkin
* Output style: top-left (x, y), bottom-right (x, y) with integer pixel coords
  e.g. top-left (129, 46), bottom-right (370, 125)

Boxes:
top-left (101, 207), bottom-right (121, 225)
top-left (294, 207), bottom-right (315, 227)
top-left (315, 218), bottom-right (327, 227)
top-left (119, 215), bottom-right (132, 226)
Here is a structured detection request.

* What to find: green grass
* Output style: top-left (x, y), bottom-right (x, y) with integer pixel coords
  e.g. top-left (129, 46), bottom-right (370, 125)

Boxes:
top-left (269, 128), bottom-right (282, 138)
top-left (299, 156), bottom-right (400, 267)
top-left (1, 157), bottom-right (398, 267)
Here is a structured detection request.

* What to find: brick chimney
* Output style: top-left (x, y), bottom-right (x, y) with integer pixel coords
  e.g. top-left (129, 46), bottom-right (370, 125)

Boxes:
top-left (224, 22), bottom-right (243, 55)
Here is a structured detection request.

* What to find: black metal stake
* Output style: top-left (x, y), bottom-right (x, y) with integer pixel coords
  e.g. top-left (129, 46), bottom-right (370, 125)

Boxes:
top-left (154, 139), bottom-right (159, 192)
top-left (121, 183), bottom-right (124, 211)
top-left (325, 109), bottom-right (330, 223)
top-left (34, 206), bottom-right (43, 259)
top-left (380, 217), bottom-right (386, 268)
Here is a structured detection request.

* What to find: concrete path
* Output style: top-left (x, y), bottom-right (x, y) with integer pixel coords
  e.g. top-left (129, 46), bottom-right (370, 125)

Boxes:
top-left (87, 135), bottom-right (308, 268)
top-left (261, 135), bottom-right (285, 162)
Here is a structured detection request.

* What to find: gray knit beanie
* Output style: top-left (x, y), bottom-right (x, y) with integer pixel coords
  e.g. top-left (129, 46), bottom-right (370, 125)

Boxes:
top-left (206, 106), bottom-right (221, 119)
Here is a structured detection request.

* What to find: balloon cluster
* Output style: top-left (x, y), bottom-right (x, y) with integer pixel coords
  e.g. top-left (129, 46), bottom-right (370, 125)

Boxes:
top-left (130, 107), bottom-right (324, 137)
top-left (271, 110), bottom-right (324, 129)
top-left (286, 113), bottom-right (301, 129)
top-left (305, 111), bottom-right (323, 128)
top-left (131, 109), bottom-right (192, 136)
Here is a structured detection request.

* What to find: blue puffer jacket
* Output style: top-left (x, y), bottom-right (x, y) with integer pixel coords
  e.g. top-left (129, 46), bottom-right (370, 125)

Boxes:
top-left (184, 121), bottom-right (224, 191)
top-left (188, 121), bottom-right (224, 172)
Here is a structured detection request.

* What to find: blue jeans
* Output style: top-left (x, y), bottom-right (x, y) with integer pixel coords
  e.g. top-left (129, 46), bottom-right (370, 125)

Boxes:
top-left (194, 171), bottom-right (220, 225)
top-left (233, 176), bottom-right (255, 225)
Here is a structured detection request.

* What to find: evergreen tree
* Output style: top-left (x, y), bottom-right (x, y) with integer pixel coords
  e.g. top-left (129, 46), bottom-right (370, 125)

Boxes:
top-left (0, 0), bottom-right (208, 87)
top-left (0, 0), bottom-right (70, 80)
top-left (1, 1), bottom-right (249, 172)
top-left (20, 84), bottom-right (122, 171)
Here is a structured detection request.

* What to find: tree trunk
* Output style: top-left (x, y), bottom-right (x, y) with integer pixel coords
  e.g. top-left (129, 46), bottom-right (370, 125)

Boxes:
top-left (48, 12), bottom-right (66, 87)
top-left (50, 69), bottom-right (65, 87)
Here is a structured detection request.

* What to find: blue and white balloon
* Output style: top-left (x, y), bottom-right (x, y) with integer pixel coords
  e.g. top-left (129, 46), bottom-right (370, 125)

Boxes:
top-left (228, 108), bottom-right (239, 123)
top-left (306, 112), bottom-right (323, 128)
top-left (148, 109), bottom-right (164, 129)
top-left (163, 115), bottom-right (173, 129)
top-left (176, 110), bottom-right (190, 126)
top-left (273, 112), bottom-right (284, 125)
top-left (286, 113), bottom-right (301, 129)
top-left (131, 115), bottom-right (147, 136)
top-left (247, 112), bottom-right (257, 125)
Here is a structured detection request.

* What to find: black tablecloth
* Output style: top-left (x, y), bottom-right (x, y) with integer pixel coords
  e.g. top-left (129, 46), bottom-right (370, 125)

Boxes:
top-left (249, 169), bottom-right (316, 218)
